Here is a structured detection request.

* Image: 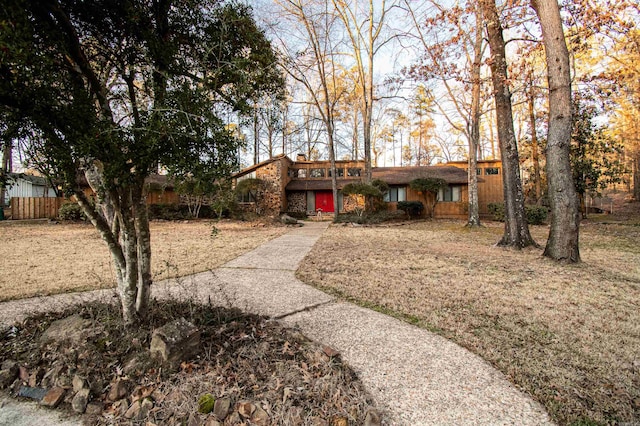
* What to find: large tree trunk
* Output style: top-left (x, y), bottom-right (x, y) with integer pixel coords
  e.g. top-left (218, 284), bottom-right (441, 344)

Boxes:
top-left (79, 165), bottom-right (152, 324)
top-left (532, 0), bottom-right (580, 263)
top-left (480, 0), bottom-right (536, 248)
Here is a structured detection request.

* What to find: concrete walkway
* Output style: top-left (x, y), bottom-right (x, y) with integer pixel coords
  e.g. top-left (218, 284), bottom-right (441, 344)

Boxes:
top-left (0, 221), bottom-right (554, 425)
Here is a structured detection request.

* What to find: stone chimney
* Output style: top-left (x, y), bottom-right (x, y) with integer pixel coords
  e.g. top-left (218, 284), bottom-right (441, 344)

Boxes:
top-left (296, 153), bottom-right (307, 162)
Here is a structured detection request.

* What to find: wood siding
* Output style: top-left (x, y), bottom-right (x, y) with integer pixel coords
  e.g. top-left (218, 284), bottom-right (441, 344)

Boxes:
top-left (10, 197), bottom-right (64, 220)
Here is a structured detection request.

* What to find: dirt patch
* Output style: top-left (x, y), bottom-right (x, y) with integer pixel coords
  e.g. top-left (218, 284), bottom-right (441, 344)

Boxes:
top-left (0, 220), bottom-right (288, 302)
top-left (0, 301), bottom-right (379, 425)
top-left (297, 220), bottom-right (640, 425)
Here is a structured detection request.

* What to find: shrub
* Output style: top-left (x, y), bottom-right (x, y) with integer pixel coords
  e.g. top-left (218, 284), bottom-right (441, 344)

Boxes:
top-left (58, 202), bottom-right (85, 221)
top-left (488, 202), bottom-right (548, 225)
top-left (526, 205), bottom-right (548, 225)
top-left (397, 201), bottom-right (424, 219)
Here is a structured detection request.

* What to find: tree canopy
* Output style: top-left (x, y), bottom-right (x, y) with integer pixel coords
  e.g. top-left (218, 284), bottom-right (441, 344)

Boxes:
top-left (0, 0), bottom-right (283, 323)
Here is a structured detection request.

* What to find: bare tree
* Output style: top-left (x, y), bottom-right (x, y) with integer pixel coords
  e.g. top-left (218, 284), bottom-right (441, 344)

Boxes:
top-left (331, 0), bottom-right (394, 182)
top-left (531, 0), bottom-right (580, 262)
top-left (479, 0), bottom-right (536, 248)
top-left (276, 0), bottom-right (345, 214)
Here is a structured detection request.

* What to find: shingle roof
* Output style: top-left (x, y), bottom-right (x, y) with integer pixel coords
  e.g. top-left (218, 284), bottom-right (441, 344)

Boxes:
top-left (372, 165), bottom-right (473, 185)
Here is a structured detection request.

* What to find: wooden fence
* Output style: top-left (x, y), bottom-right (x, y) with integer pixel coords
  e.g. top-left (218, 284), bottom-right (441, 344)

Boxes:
top-left (10, 197), bottom-right (65, 220)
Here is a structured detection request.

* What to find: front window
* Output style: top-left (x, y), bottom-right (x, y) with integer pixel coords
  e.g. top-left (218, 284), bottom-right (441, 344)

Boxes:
top-left (384, 187), bottom-right (406, 202)
top-left (310, 168), bottom-right (325, 178)
top-left (347, 168), bottom-right (362, 177)
top-left (485, 167), bottom-right (500, 175)
top-left (329, 168), bottom-right (345, 177)
top-left (438, 185), bottom-right (461, 202)
top-left (237, 191), bottom-right (255, 203)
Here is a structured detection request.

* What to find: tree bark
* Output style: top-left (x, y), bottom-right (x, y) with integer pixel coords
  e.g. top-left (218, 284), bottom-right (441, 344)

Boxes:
top-left (527, 72), bottom-right (543, 204)
top-left (532, 0), bottom-right (580, 262)
top-left (480, 0), bottom-right (536, 248)
top-left (467, 6), bottom-right (483, 227)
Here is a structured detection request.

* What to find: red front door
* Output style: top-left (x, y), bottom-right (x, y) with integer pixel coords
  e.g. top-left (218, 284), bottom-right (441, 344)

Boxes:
top-left (315, 191), bottom-right (334, 213)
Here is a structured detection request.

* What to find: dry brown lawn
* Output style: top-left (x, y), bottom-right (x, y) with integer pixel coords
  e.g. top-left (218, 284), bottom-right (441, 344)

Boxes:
top-left (0, 220), bottom-right (287, 302)
top-left (297, 219), bottom-right (640, 425)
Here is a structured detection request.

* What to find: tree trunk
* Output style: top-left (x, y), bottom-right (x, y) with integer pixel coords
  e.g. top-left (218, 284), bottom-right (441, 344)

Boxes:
top-left (1, 139), bottom-right (12, 208)
top-left (527, 73), bottom-right (543, 204)
top-left (467, 6), bottom-right (483, 227)
top-left (634, 153), bottom-right (640, 200)
top-left (532, 0), bottom-right (580, 262)
top-left (481, 0), bottom-right (536, 248)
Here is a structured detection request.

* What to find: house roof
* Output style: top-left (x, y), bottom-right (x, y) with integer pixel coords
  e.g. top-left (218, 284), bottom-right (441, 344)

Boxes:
top-left (8, 173), bottom-right (52, 187)
top-left (231, 154), bottom-right (291, 179)
top-left (372, 165), bottom-right (474, 185)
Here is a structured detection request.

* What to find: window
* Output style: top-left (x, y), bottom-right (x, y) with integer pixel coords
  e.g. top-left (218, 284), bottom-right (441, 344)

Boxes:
top-left (237, 191), bottom-right (255, 203)
top-left (294, 168), bottom-right (306, 178)
top-left (485, 167), bottom-right (500, 175)
top-left (310, 168), bottom-right (325, 178)
top-left (383, 187), bottom-right (407, 202)
top-left (347, 168), bottom-right (362, 177)
top-left (438, 185), bottom-right (461, 202)
top-left (328, 168), bottom-right (345, 177)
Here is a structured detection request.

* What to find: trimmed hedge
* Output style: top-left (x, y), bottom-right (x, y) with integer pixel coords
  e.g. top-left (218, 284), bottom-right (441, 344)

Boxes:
top-left (487, 203), bottom-right (548, 225)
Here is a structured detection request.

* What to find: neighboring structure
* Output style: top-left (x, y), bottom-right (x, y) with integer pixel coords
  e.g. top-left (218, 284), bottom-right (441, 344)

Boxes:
top-left (231, 154), bottom-right (504, 219)
top-left (3, 173), bottom-right (58, 206)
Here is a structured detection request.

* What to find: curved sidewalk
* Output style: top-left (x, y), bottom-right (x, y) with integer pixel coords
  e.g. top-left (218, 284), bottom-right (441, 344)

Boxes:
top-left (0, 221), bottom-right (554, 425)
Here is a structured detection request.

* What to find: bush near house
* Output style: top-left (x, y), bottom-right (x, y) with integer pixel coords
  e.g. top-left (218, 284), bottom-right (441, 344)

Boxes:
top-left (397, 201), bottom-right (425, 219)
top-left (488, 202), bottom-right (548, 225)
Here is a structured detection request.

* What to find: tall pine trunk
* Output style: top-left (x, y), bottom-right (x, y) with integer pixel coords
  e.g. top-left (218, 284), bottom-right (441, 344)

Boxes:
top-left (532, 0), bottom-right (580, 262)
top-left (481, 0), bottom-right (536, 248)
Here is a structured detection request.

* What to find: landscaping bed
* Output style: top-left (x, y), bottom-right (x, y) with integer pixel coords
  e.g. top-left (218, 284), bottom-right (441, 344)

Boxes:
top-left (0, 300), bottom-right (379, 425)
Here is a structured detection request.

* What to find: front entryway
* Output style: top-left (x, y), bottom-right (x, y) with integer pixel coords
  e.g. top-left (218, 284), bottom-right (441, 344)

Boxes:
top-left (315, 191), bottom-right (334, 213)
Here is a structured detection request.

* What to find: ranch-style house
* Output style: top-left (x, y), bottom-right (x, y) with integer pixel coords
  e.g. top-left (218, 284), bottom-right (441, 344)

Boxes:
top-left (231, 154), bottom-right (504, 219)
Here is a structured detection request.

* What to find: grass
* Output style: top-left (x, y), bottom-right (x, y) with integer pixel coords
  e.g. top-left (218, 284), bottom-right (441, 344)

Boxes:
top-left (297, 219), bottom-right (640, 425)
top-left (0, 219), bottom-right (288, 302)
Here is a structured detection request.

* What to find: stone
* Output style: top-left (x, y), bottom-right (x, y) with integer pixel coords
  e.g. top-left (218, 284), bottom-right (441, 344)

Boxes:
top-left (213, 397), bottom-right (231, 420)
top-left (150, 318), bottom-right (200, 366)
top-left (39, 315), bottom-right (100, 344)
top-left (364, 410), bottom-right (382, 426)
top-left (205, 418), bottom-right (221, 426)
top-left (72, 374), bottom-right (86, 393)
top-left (123, 356), bottom-right (144, 375)
top-left (40, 387), bottom-right (65, 408)
top-left (107, 379), bottom-right (129, 402)
top-left (17, 386), bottom-right (48, 401)
top-left (71, 388), bottom-right (90, 413)
top-left (112, 399), bottom-right (129, 416)
top-left (85, 401), bottom-right (103, 415)
top-left (18, 366), bottom-right (29, 382)
top-left (280, 214), bottom-right (298, 225)
top-left (251, 405), bottom-right (270, 426)
top-left (332, 417), bottom-right (348, 426)
top-left (28, 368), bottom-right (45, 387)
top-left (140, 398), bottom-right (154, 419)
top-left (225, 412), bottom-right (241, 424)
top-left (237, 401), bottom-right (256, 419)
top-left (124, 400), bottom-right (141, 419)
top-left (322, 345), bottom-right (340, 358)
